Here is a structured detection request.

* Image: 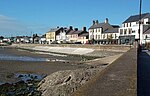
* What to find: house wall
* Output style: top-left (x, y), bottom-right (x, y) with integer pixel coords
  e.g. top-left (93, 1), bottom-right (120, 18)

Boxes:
top-left (143, 34), bottom-right (150, 44)
top-left (102, 33), bottom-right (119, 40)
top-left (119, 18), bottom-right (150, 44)
top-left (69, 34), bottom-right (78, 43)
top-left (78, 36), bottom-right (88, 44)
top-left (46, 32), bottom-right (56, 44)
top-left (89, 28), bottom-right (102, 40)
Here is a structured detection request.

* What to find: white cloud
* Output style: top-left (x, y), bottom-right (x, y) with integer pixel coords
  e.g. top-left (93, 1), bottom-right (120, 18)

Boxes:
top-left (0, 15), bottom-right (29, 37)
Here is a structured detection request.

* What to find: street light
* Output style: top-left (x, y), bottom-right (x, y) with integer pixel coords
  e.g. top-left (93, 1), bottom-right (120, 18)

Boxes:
top-left (139, 0), bottom-right (142, 44)
top-left (138, 0), bottom-right (142, 52)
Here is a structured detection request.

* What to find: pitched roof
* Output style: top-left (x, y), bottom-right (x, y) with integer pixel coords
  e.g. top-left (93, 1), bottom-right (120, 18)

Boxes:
top-left (89, 23), bottom-right (107, 29)
top-left (47, 28), bottom-right (61, 33)
top-left (79, 32), bottom-right (89, 37)
top-left (73, 30), bottom-right (82, 34)
top-left (123, 13), bottom-right (150, 23)
top-left (67, 30), bottom-right (75, 35)
top-left (144, 28), bottom-right (150, 34)
top-left (89, 22), bottom-right (113, 31)
top-left (104, 28), bottom-right (119, 33)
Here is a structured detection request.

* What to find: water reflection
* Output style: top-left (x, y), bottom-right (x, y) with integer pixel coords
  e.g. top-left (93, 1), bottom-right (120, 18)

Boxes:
top-left (0, 54), bottom-right (49, 62)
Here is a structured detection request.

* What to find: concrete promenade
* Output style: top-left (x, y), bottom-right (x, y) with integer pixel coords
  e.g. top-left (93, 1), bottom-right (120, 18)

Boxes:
top-left (138, 50), bottom-right (150, 96)
top-left (73, 48), bottom-right (137, 96)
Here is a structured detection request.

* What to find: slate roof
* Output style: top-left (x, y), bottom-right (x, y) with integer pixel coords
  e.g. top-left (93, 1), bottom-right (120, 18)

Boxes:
top-left (89, 23), bottom-right (104, 29)
top-left (73, 30), bottom-right (82, 34)
top-left (89, 21), bottom-right (119, 33)
top-left (79, 32), bottom-right (89, 37)
top-left (111, 25), bottom-right (120, 28)
top-left (67, 30), bottom-right (75, 35)
top-left (47, 28), bottom-right (61, 33)
top-left (104, 28), bottom-right (119, 33)
top-left (144, 28), bottom-right (150, 34)
top-left (123, 13), bottom-right (150, 23)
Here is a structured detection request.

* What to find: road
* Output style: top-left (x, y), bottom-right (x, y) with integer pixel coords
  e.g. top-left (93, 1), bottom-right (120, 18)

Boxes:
top-left (138, 50), bottom-right (150, 96)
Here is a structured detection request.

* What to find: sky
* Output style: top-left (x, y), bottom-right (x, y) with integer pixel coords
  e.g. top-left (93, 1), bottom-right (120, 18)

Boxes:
top-left (0, 0), bottom-right (150, 37)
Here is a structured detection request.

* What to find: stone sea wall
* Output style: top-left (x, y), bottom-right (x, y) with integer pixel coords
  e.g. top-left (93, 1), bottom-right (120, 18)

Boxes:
top-left (12, 44), bottom-right (131, 53)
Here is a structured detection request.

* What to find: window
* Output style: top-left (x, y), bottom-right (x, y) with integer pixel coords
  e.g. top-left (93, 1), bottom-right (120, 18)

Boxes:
top-left (130, 23), bottom-right (131, 27)
top-left (103, 34), bottom-right (105, 39)
top-left (95, 29), bottom-right (97, 32)
top-left (132, 30), bottom-right (135, 33)
top-left (120, 29), bottom-right (123, 35)
top-left (146, 22), bottom-right (150, 24)
top-left (96, 35), bottom-right (97, 39)
top-left (128, 29), bottom-right (132, 34)
top-left (98, 35), bottom-right (100, 39)
top-left (123, 24), bottom-right (125, 27)
top-left (124, 29), bottom-right (127, 34)
top-left (115, 34), bottom-right (117, 39)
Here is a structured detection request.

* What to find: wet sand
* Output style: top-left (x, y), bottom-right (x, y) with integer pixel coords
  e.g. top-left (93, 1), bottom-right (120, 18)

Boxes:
top-left (0, 46), bottom-right (123, 84)
top-left (0, 47), bottom-right (88, 83)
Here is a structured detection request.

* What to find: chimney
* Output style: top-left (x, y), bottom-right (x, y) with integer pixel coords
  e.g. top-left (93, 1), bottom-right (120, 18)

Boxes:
top-left (69, 26), bottom-right (73, 30)
top-left (74, 28), bottom-right (78, 31)
top-left (105, 18), bottom-right (108, 23)
top-left (83, 27), bottom-right (86, 31)
top-left (96, 20), bottom-right (99, 25)
top-left (93, 20), bottom-right (95, 25)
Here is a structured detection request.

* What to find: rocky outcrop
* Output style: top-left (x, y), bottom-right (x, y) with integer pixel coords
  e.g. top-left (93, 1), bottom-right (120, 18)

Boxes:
top-left (38, 66), bottom-right (104, 96)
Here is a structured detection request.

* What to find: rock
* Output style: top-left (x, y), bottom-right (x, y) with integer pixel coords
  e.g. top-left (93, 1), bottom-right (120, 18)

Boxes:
top-left (38, 67), bottom-right (102, 96)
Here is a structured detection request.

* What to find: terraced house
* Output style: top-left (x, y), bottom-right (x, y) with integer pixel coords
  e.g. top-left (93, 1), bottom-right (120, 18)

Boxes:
top-left (67, 27), bottom-right (89, 44)
top-left (119, 13), bottom-right (150, 44)
top-left (46, 27), bottom-right (63, 44)
top-left (88, 18), bottom-right (119, 44)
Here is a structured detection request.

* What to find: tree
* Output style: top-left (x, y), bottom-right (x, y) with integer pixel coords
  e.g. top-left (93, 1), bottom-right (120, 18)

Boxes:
top-left (0, 36), bottom-right (4, 40)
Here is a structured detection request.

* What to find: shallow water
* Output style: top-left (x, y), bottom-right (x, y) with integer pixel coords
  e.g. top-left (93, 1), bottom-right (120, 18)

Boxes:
top-left (0, 54), bottom-right (49, 62)
top-left (15, 73), bottom-right (46, 83)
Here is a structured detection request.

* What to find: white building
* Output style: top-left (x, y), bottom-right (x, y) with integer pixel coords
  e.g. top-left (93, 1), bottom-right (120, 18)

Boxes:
top-left (56, 30), bottom-right (67, 43)
top-left (119, 13), bottom-right (150, 44)
top-left (88, 18), bottom-right (119, 44)
top-left (143, 28), bottom-right (150, 43)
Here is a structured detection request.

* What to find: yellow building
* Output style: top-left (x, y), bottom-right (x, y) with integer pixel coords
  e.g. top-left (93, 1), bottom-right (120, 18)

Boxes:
top-left (46, 27), bottom-right (63, 44)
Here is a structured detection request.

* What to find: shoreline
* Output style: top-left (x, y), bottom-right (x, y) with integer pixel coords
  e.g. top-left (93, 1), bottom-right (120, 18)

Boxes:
top-left (0, 44), bottom-right (125, 95)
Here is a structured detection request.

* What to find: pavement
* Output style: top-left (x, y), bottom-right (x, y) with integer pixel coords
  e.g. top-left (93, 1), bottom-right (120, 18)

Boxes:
top-left (73, 48), bottom-right (137, 96)
top-left (138, 50), bottom-right (150, 96)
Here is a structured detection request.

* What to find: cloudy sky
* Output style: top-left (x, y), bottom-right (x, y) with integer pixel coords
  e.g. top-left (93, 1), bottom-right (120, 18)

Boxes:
top-left (0, 0), bottom-right (150, 37)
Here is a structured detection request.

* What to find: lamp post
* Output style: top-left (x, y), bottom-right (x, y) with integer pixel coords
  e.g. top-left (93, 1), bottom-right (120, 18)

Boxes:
top-left (138, 0), bottom-right (142, 52)
top-left (139, 0), bottom-right (142, 44)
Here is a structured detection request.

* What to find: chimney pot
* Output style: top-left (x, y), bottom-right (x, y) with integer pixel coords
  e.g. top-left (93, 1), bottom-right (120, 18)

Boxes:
top-left (69, 26), bottom-right (73, 30)
top-left (74, 28), bottom-right (78, 31)
top-left (96, 20), bottom-right (99, 25)
top-left (105, 18), bottom-right (108, 23)
top-left (93, 20), bottom-right (95, 25)
top-left (83, 27), bottom-right (86, 31)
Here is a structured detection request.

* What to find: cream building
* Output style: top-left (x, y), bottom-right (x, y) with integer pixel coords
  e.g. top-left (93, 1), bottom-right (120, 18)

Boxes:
top-left (46, 27), bottom-right (63, 44)
top-left (89, 18), bottom-right (119, 44)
